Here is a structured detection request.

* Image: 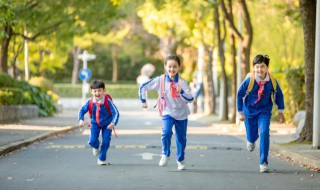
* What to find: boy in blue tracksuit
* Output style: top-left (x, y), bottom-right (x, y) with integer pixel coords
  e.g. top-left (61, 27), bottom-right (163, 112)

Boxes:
top-left (237, 54), bottom-right (285, 173)
top-left (78, 80), bottom-right (119, 165)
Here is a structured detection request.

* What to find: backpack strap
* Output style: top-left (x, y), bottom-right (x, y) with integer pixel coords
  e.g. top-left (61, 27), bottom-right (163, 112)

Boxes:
top-left (88, 98), bottom-right (93, 118)
top-left (160, 74), bottom-right (165, 97)
top-left (104, 94), bottom-right (112, 115)
top-left (242, 72), bottom-right (255, 102)
top-left (242, 72), bottom-right (278, 103)
top-left (268, 72), bottom-right (277, 91)
top-left (88, 94), bottom-right (112, 118)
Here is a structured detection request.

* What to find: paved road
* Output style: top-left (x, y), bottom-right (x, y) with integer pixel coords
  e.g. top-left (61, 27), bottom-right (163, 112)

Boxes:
top-left (0, 107), bottom-right (319, 190)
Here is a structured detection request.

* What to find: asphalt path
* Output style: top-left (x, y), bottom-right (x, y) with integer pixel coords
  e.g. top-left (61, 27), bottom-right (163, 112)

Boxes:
top-left (0, 109), bottom-right (319, 190)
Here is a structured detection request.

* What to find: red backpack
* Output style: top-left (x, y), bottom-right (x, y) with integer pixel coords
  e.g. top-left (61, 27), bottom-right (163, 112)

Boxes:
top-left (87, 94), bottom-right (118, 138)
top-left (88, 94), bottom-right (112, 118)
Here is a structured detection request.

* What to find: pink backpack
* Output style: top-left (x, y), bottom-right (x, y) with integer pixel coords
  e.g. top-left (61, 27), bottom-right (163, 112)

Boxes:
top-left (156, 75), bottom-right (182, 116)
top-left (156, 75), bottom-right (166, 116)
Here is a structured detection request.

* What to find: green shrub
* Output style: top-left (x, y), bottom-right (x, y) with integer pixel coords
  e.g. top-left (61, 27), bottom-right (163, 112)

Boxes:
top-left (0, 88), bottom-right (24, 105)
top-left (0, 72), bottom-right (18, 88)
top-left (29, 76), bottom-right (54, 92)
top-left (0, 73), bottom-right (57, 117)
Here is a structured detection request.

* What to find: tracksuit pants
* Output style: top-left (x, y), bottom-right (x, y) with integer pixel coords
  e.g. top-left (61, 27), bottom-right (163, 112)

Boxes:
top-left (161, 115), bottom-right (188, 162)
top-left (88, 124), bottom-right (112, 161)
top-left (245, 115), bottom-right (271, 164)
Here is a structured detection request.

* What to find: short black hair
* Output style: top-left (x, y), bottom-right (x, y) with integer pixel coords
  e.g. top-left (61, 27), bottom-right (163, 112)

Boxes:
top-left (164, 54), bottom-right (182, 66)
top-left (253, 54), bottom-right (270, 67)
top-left (90, 80), bottom-right (105, 89)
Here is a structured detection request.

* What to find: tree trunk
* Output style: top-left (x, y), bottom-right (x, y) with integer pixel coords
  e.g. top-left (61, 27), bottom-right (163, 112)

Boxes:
top-left (214, 3), bottom-right (229, 120)
top-left (71, 46), bottom-right (81, 85)
top-left (111, 45), bottom-right (118, 82)
top-left (227, 0), bottom-right (237, 122)
top-left (230, 34), bottom-right (237, 122)
top-left (238, 0), bottom-right (253, 79)
top-left (160, 34), bottom-right (178, 57)
top-left (0, 25), bottom-right (13, 73)
top-left (296, 0), bottom-right (316, 143)
top-left (203, 45), bottom-right (216, 114)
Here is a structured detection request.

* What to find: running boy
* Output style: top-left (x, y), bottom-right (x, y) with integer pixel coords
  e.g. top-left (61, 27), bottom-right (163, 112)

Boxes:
top-left (237, 54), bottom-right (285, 173)
top-left (139, 55), bottom-right (194, 170)
top-left (78, 80), bottom-right (120, 165)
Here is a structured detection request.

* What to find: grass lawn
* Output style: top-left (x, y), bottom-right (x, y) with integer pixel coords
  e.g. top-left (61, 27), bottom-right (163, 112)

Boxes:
top-left (54, 83), bottom-right (158, 99)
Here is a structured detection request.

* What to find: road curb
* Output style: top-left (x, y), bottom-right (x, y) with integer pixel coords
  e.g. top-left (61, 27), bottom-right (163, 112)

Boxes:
top-left (0, 126), bottom-right (79, 156)
top-left (270, 143), bottom-right (320, 169)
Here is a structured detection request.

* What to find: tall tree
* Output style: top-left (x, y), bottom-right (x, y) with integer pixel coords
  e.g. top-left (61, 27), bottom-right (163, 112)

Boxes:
top-left (220, 0), bottom-right (253, 79)
top-left (214, 2), bottom-right (228, 120)
top-left (297, 0), bottom-right (316, 143)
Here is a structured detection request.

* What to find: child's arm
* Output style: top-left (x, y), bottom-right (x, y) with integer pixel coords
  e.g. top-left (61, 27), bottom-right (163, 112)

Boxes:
top-left (178, 79), bottom-right (194, 103)
top-left (236, 78), bottom-right (250, 121)
top-left (139, 76), bottom-right (160, 105)
top-left (78, 100), bottom-right (90, 127)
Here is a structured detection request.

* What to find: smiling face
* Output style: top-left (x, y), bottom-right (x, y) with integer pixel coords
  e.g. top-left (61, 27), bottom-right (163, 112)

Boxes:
top-left (91, 88), bottom-right (105, 101)
top-left (253, 62), bottom-right (269, 80)
top-left (165, 59), bottom-right (180, 79)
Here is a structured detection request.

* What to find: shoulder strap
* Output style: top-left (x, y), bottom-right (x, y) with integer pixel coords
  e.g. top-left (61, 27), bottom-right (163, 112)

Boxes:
top-left (178, 76), bottom-right (183, 87)
top-left (160, 74), bottom-right (165, 95)
top-left (268, 72), bottom-right (277, 91)
top-left (88, 98), bottom-right (93, 118)
top-left (246, 72), bottom-right (255, 93)
top-left (104, 94), bottom-right (112, 115)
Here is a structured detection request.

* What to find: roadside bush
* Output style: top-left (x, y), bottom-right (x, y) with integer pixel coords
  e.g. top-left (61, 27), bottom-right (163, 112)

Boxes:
top-left (29, 76), bottom-right (54, 92)
top-left (0, 72), bottom-right (18, 88)
top-left (0, 72), bottom-right (56, 116)
top-left (0, 88), bottom-right (24, 105)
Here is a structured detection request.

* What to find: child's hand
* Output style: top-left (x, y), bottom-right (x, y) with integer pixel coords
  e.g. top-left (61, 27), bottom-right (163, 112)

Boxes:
top-left (79, 120), bottom-right (85, 127)
top-left (107, 123), bottom-right (115, 130)
top-left (142, 103), bottom-right (148, 109)
top-left (278, 113), bottom-right (285, 123)
top-left (239, 114), bottom-right (245, 122)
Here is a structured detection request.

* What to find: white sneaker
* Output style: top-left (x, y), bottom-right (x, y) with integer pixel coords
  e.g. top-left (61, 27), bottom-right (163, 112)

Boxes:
top-left (247, 141), bottom-right (255, 152)
top-left (177, 161), bottom-right (186, 170)
top-left (159, 155), bottom-right (170, 167)
top-left (92, 148), bottom-right (99, 156)
top-left (97, 159), bottom-right (107, 165)
top-left (260, 162), bottom-right (269, 173)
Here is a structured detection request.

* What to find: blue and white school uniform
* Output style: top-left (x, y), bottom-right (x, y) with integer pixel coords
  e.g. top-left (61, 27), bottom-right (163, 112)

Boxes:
top-left (78, 96), bottom-right (120, 161)
top-left (237, 73), bottom-right (284, 164)
top-left (139, 74), bottom-right (194, 162)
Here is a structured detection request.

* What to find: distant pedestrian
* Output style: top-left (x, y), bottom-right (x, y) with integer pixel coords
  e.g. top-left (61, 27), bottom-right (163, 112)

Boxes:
top-left (139, 54), bottom-right (194, 170)
top-left (237, 54), bottom-right (285, 173)
top-left (78, 80), bottom-right (120, 165)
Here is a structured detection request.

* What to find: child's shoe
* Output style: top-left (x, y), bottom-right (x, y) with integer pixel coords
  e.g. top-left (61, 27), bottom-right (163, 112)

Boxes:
top-left (247, 141), bottom-right (255, 152)
top-left (259, 162), bottom-right (269, 173)
top-left (177, 161), bottom-right (186, 170)
top-left (92, 148), bottom-right (99, 156)
top-left (97, 159), bottom-right (107, 165)
top-left (159, 155), bottom-right (170, 166)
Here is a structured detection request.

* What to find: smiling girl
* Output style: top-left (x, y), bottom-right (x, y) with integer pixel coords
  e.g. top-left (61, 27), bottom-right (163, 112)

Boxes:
top-left (139, 55), bottom-right (194, 170)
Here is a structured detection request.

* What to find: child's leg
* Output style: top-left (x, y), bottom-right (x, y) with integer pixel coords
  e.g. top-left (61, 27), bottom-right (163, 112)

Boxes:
top-left (161, 116), bottom-right (174, 157)
top-left (244, 117), bottom-right (259, 143)
top-left (258, 116), bottom-right (271, 164)
top-left (88, 125), bottom-right (100, 149)
top-left (99, 128), bottom-right (112, 161)
top-left (174, 119), bottom-right (188, 162)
